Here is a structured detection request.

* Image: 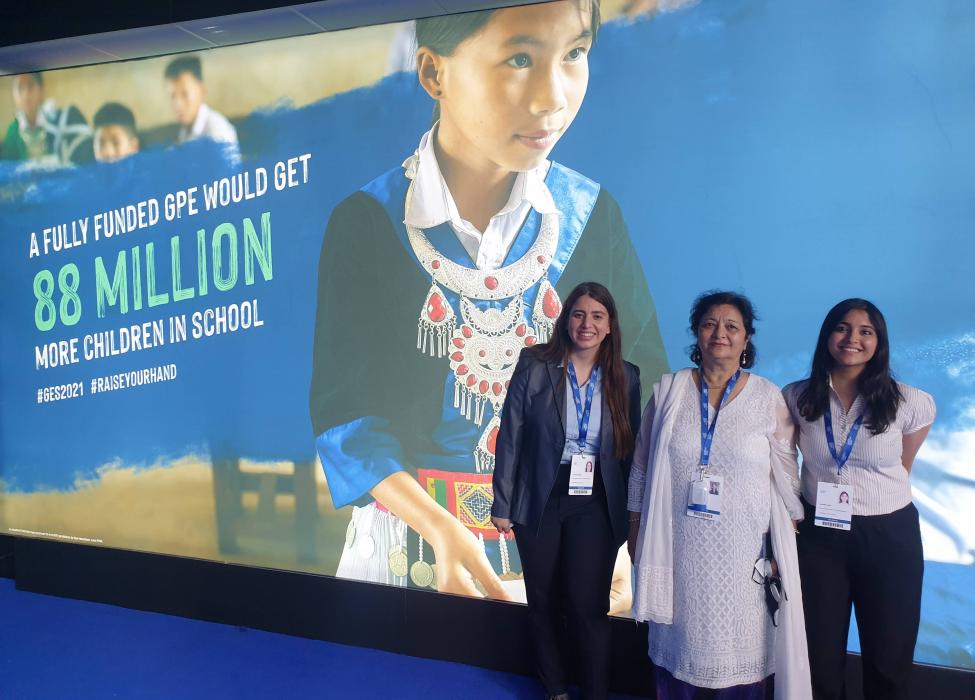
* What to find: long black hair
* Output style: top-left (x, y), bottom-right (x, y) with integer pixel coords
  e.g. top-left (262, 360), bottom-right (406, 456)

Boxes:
top-left (796, 298), bottom-right (902, 434)
top-left (686, 290), bottom-right (758, 368)
top-left (415, 1), bottom-right (602, 123)
top-left (535, 281), bottom-right (633, 459)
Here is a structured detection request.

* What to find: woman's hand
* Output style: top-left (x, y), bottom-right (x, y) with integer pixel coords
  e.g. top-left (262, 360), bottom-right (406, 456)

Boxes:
top-left (491, 516), bottom-right (513, 534)
top-left (627, 515), bottom-right (641, 561)
top-left (608, 544), bottom-right (633, 615)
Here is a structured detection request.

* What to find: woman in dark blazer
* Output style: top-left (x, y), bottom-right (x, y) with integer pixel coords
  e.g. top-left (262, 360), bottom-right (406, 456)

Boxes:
top-left (491, 281), bottom-right (642, 700)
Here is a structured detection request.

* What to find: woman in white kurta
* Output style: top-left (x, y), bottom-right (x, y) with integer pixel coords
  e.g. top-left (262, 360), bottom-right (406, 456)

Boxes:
top-left (627, 291), bottom-right (811, 700)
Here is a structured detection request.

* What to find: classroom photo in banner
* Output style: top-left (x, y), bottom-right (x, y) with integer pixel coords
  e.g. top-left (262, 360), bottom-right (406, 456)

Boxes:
top-left (0, 0), bottom-right (972, 671)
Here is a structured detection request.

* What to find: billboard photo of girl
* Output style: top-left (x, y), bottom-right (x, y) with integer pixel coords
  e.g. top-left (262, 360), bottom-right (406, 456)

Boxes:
top-left (310, 0), bottom-right (668, 608)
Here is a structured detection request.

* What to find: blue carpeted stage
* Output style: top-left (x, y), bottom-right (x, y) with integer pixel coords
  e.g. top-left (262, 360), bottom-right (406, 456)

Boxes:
top-left (0, 577), bottom-right (643, 700)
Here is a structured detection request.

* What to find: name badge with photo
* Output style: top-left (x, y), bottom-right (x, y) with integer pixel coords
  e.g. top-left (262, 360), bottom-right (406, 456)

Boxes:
top-left (569, 453), bottom-right (596, 495)
top-left (814, 481), bottom-right (853, 530)
top-left (686, 473), bottom-right (723, 520)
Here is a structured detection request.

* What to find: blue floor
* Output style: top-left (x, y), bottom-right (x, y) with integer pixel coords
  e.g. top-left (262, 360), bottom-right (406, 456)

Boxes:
top-left (0, 578), bottom-right (644, 699)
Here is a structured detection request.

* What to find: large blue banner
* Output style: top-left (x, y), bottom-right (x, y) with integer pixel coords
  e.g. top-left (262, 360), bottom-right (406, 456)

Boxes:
top-left (0, 0), bottom-right (971, 669)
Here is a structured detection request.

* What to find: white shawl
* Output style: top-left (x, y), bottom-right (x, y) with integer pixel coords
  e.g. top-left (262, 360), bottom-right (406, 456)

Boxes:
top-left (631, 369), bottom-right (812, 700)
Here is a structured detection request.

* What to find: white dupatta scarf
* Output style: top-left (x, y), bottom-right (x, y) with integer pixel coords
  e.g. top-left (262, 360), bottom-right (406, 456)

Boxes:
top-left (631, 369), bottom-right (812, 700)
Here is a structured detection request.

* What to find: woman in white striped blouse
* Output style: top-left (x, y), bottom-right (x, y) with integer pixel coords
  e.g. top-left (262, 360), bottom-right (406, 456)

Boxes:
top-left (783, 298), bottom-right (935, 700)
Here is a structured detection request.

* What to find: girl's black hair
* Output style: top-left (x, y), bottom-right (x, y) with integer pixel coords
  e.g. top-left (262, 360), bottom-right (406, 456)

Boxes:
top-left (686, 290), bottom-right (758, 369)
top-left (796, 298), bottom-right (903, 434)
top-left (415, 1), bottom-right (601, 123)
top-left (535, 281), bottom-right (634, 460)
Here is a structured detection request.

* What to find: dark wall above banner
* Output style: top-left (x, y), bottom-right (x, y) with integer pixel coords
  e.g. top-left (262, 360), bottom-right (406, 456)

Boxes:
top-left (0, 0), bottom-right (531, 73)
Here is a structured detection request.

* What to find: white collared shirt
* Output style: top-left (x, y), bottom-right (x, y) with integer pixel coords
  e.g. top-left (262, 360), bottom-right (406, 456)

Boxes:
top-left (783, 379), bottom-right (935, 516)
top-left (402, 128), bottom-right (559, 270)
top-left (179, 103), bottom-right (238, 145)
top-left (16, 99), bottom-right (55, 132)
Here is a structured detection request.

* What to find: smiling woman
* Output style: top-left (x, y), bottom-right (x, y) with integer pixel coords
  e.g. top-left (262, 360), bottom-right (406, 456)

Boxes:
top-left (491, 282), bottom-right (642, 699)
top-left (308, 0), bottom-right (668, 676)
top-left (785, 299), bottom-right (936, 700)
top-left (628, 290), bottom-right (810, 699)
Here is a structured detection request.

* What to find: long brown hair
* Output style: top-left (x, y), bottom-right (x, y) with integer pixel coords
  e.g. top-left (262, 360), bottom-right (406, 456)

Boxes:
top-left (536, 281), bottom-right (634, 459)
top-left (797, 298), bottom-right (902, 434)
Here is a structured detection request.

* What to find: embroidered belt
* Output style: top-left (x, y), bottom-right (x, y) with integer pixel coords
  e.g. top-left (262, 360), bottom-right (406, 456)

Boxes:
top-left (416, 468), bottom-right (500, 540)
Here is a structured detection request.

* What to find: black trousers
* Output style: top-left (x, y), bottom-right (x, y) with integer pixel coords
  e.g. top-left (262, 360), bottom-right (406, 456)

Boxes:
top-left (797, 499), bottom-right (924, 700)
top-left (514, 462), bottom-right (618, 700)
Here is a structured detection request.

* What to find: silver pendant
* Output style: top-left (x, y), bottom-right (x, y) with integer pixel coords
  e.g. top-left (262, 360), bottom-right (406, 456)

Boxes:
top-left (388, 545), bottom-right (408, 578)
top-left (410, 560), bottom-right (435, 588)
top-left (355, 533), bottom-right (376, 560)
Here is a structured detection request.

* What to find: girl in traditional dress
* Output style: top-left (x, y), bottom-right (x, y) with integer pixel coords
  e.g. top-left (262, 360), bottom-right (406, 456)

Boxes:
top-left (310, 0), bottom-right (667, 604)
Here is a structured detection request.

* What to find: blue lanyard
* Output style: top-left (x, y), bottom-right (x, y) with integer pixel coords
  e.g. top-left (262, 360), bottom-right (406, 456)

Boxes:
top-left (699, 369), bottom-right (741, 467)
top-left (567, 362), bottom-right (599, 450)
top-left (824, 404), bottom-right (864, 474)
